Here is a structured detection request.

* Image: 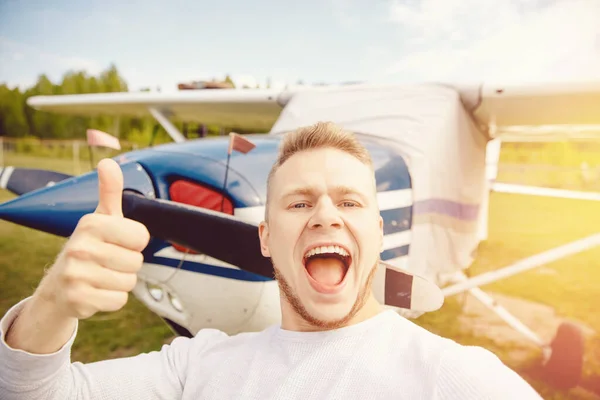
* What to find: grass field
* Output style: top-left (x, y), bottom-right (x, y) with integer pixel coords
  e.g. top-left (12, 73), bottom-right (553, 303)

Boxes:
top-left (1, 151), bottom-right (599, 399)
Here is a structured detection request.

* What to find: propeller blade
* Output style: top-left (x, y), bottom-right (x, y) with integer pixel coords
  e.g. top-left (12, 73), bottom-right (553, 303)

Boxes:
top-left (122, 191), bottom-right (274, 278)
top-left (379, 261), bottom-right (444, 312)
top-left (0, 166), bottom-right (72, 195)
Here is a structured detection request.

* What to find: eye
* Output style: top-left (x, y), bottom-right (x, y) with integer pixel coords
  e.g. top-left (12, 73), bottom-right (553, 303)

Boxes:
top-left (291, 202), bottom-right (309, 209)
top-left (341, 201), bottom-right (359, 207)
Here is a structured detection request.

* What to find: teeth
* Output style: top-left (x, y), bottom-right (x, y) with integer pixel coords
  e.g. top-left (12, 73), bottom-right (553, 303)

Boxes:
top-left (304, 245), bottom-right (349, 259)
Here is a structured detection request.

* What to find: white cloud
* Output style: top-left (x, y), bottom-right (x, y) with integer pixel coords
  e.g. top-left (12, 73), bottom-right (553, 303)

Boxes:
top-left (382, 0), bottom-right (600, 84)
top-left (0, 37), bottom-right (103, 86)
top-left (39, 52), bottom-right (102, 75)
top-left (388, 0), bottom-right (521, 42)
top-left (329, 0), bottom-right (361, 28)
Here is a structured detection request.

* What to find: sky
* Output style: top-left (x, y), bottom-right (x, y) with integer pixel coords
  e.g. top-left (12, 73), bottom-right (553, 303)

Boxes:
top-left (1, 0), bottom-right (599, 92)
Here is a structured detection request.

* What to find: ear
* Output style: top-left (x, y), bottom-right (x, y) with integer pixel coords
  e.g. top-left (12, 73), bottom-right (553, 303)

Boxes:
top-left (258, 221), bottom-right (271, 257)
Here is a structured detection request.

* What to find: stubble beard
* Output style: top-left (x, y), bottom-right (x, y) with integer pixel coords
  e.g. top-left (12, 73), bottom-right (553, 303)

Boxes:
top-left (273, 260), bottom-right (379, 330)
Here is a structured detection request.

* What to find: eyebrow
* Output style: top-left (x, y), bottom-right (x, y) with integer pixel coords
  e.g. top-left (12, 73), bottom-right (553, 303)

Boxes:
top-left (280, 185), bottom-right (369, 202)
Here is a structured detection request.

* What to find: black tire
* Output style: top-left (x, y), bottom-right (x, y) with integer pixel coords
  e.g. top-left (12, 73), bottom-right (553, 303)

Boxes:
top-left (163, 317), bottom-right (193, 338)
top-left (543, 322), bottom-right (585, 390)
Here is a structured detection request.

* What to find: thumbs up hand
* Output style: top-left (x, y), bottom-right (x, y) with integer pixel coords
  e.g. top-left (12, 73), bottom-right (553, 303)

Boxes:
top-left (36, 158), bottom-right (151, 320)
top-left (95, 157), bottom-right (125, 217)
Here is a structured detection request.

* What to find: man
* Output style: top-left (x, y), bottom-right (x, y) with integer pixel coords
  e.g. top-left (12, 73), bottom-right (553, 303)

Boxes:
top-left (0, 122), bottom-right (541, 399)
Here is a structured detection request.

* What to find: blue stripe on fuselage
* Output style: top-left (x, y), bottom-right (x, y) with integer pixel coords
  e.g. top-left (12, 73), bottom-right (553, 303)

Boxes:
top-left (151, 256), bottom-right (274, 282)
top-left (381, 245), bottom-right (410, 261)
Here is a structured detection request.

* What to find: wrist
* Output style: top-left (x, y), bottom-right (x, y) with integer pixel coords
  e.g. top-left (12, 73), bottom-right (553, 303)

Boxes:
top-left (5, 292), bottom-right (77, 354)
top-left (30, 293), bottom-right (72, 324)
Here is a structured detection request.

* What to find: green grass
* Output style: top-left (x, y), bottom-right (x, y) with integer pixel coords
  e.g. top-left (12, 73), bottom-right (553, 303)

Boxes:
top-left (1, 150), bottom-right (600, 399)
top-left (472, 193), bottom-right (600, 331)
top-left (3, 152), bottom-right (91, 175)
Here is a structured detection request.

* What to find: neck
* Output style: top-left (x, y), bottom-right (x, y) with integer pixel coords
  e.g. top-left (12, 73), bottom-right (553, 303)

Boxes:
top-left (280, 292), bottom-right (384, 332)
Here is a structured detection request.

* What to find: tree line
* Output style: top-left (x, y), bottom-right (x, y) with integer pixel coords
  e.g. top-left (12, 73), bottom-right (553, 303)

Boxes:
top-left (0, 65), bottom-right (248, 145)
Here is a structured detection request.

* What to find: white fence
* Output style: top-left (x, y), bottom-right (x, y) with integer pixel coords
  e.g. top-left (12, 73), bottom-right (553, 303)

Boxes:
top-left (0, 137), bottom-right (141, 175)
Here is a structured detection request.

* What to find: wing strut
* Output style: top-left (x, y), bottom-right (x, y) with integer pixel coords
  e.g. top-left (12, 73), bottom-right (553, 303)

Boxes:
top-left (442, 232), bottom-right (600, 296)
top-left (148, 107), bottom-right (186, 143)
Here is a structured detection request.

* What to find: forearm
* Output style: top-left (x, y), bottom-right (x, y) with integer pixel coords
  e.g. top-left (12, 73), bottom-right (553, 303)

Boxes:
top-left (0, 297), bottom-right (78, 400)
top-left (0, 298), bottom-right (186, 400)
top-left (5, 293), bottom-right (76, 355)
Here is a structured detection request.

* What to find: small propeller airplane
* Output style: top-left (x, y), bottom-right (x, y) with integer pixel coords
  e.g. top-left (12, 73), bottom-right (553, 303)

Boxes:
top-left (1, 80), bottom-right (600, 391)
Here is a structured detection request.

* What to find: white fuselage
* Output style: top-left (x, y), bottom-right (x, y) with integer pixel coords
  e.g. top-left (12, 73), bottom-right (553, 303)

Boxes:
top-left (133, 260), bottom-right (282, 336)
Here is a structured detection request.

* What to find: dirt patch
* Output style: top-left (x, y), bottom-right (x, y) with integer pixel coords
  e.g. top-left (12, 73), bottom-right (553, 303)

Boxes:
top-left (457, 291), bottom-right (596, 363)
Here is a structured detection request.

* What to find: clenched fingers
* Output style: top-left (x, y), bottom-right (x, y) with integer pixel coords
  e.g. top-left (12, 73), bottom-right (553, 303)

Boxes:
top-left (67, 287), bottom-right (129, 318)
top-left (84, 241), bottom-right (144, 273)
top-left (62, 259), bottom-right (138, 292)
top-left (76, 213), bottom-right (150, 251)
top-left (87, 289), bottom-right (129, 313)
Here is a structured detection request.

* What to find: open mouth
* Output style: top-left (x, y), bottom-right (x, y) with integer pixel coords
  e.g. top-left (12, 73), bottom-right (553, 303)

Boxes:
top-left (302, 245), bottom-right (352, 289)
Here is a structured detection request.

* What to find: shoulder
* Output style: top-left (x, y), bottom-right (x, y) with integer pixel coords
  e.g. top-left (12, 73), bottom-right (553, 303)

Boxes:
top-left (381, 313), bottom-right (542, 399)
top-left (159, 326), bottom-right (267, 378)
top-left (435, 343), bottom-right (543, 399)
top-left (373, 312), bottom-right (459, 373)
top-left (380, 311), bottom-right (457, 352)
top-left (173, 325), bottom-right (271, 361)
top-left (171, 326), bottom-right (262, 357)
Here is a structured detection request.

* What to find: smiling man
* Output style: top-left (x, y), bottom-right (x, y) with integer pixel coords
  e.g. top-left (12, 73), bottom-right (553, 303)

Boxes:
top-left (0, 122), bottom-right (542, 399)
top-left (259, 124), bottom-right (384, 332)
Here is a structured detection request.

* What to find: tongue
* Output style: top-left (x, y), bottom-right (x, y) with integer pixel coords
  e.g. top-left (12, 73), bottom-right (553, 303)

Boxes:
top-left (305, 257), bottom-right (346, 286)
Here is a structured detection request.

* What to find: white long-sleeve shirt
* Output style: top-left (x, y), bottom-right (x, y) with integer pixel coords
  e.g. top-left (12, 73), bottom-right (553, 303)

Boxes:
top-left (0, 297), bottom-right (542, 399)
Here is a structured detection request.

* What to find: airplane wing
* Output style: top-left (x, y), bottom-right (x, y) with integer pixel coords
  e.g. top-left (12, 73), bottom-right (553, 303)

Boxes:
top-left (26, 89), bottom-right (293, 141)
top-left (474, 80), bottom-right (600, 131)
top-left (27, 80), bottom-right (600, 142)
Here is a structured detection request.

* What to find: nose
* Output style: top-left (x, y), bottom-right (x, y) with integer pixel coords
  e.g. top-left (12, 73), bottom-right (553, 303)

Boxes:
top-left (308, 198), bottom-right (344, 230)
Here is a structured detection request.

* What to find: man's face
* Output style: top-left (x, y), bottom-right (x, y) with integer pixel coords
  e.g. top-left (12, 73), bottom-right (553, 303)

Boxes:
top-left (259, 147), bottom-right (383, 329)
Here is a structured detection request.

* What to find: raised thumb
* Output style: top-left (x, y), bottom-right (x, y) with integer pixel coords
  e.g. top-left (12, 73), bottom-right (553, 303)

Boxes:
top-left (95, 158), bottom-right (124, 217)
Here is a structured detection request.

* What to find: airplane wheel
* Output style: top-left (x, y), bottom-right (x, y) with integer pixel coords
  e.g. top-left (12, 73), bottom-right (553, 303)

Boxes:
top-left (163, 318), bottom-right (193, 338)
top-left (542, 322), bottom-right (584, 390)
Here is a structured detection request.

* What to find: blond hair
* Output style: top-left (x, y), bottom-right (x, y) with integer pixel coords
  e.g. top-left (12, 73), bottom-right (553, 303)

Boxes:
top-left (265, 121), bottom-right (374, 219)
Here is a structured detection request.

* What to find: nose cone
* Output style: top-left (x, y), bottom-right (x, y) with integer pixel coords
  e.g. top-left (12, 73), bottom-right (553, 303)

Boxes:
top-left (0, 162), bottom-right (155, 237)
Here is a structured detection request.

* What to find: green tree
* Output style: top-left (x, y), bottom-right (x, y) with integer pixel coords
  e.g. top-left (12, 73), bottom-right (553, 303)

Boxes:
top-left (25, 74), bottom-right (62, 138)
top-left (100, 63), bottom-right (128, 92)
top-left (0, 85), bottom-right (28, 137)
